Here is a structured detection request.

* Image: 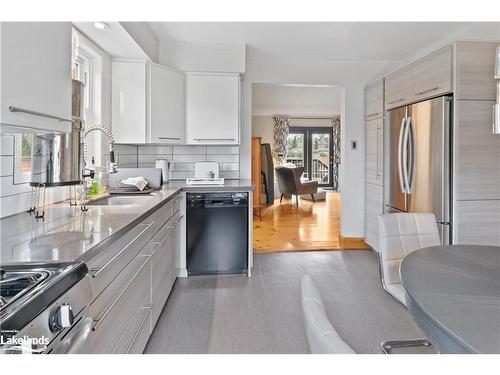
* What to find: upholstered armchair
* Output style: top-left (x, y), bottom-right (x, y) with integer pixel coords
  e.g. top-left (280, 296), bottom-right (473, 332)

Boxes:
top-left (275, 166), bottom-right (318, 206)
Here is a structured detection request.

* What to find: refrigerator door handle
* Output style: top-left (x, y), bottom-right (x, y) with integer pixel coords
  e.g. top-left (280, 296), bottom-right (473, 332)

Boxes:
top-left (397, 117), bottom-right (407, 193)
top-left (402, 116), bottom-right (411, 193)
top-left (406, 117), bottom-right (415, 193)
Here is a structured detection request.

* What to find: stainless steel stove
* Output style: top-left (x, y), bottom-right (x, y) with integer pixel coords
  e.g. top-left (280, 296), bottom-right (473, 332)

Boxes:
top-left (0, 262), bottom-right (92, 354)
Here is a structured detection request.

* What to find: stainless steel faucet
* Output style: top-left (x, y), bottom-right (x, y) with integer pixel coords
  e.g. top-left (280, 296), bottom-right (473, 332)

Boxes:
top-left (83, 124), bottom-right (118, 174)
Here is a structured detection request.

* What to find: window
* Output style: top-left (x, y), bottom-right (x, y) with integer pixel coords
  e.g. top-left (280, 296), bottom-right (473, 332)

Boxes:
top-left (13, 133), bottom-right (33, 184)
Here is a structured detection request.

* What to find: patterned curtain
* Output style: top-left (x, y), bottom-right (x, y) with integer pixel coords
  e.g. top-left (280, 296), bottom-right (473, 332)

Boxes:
top-left (272, 115), bottom-right (290, 166)
top-left (331, 116), bottom-right (341, 191)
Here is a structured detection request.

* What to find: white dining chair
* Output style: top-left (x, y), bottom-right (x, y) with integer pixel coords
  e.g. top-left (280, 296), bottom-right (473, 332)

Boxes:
top-left (377, 212), bottom-right (440, 353)
top-left (301, 274), bottom-right (355, 354)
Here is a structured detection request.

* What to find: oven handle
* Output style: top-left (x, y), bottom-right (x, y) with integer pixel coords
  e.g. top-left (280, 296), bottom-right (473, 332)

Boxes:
top-left (66, 317), bottom-right (93, 354)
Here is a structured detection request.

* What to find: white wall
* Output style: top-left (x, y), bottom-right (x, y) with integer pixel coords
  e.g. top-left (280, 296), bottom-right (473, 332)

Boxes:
top-left (120, 22), bottom-right (159, 63)
top-left (242, 57), bottom-right (399, 237)
top-left (159, 40), bottom-right (245, 72)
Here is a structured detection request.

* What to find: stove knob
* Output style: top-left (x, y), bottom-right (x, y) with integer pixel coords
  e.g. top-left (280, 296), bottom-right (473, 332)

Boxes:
top-left (50, 304), bottom-right (74, 332)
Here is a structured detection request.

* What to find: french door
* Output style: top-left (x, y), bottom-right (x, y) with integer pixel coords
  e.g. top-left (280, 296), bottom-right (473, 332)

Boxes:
top-left (286, 127), bottom-right (334, 187)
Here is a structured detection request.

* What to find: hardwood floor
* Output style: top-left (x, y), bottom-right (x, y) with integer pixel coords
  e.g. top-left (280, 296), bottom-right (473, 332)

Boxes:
top-left (253, 192), bottom-right (341, 253)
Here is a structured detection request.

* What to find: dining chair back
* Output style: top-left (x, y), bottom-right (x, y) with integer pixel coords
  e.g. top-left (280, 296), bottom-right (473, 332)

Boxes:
top-left (301, 274), bottom-right (355, 354)
top-left (377, 213), bottom-right (441, 305)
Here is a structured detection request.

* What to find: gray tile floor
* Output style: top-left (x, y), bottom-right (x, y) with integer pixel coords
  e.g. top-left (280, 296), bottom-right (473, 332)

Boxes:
top-left (145, 250), bottom-right (435, 354)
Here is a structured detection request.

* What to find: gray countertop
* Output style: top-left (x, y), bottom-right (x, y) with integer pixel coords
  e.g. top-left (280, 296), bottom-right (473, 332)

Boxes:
top-left (401, 245), bottom-right (500, 354)
top-left (0, 180), bottom-right (253, 265)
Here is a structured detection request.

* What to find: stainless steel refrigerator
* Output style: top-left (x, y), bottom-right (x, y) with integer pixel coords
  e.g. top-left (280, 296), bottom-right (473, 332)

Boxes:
top-left (385, 96), bottom-right (452, 244)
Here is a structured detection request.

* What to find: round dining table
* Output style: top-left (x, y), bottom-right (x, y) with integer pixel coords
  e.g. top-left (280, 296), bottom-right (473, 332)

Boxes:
top-left (400, 245), bottom-right (500, 354)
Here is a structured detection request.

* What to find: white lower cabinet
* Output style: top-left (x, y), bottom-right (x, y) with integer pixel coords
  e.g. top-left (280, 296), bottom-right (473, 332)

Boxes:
top-left (87, 193), bottom-right (182, 353)
top-left (365, 183), bottom-right (384, 249)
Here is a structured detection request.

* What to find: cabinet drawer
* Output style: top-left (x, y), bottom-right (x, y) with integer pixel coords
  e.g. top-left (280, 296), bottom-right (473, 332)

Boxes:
top-left (411, 45), bottom-right (452, 101)
top-left (365, 79), bottom-right (384, 119)
top-left (88, 221), bottom-right (154, 299)
top-left (88, 252), bottom-right (151, 353)
top-left (113, 289), bottom-right (151, 354)
top-left (127, 309), bottom-right (152, 354)
top-left (385, 65), bottom-right (412, 110)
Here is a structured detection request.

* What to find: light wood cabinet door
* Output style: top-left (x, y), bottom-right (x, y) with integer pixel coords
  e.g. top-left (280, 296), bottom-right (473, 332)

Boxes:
top-left (149, 64), bottom-right (185, 144)
top-left (186, 73), bottom-right (240, 145)
top-left (365, 183), bottom-right (383, 249)
top-left (365, 117), bottom-right (383, 186)
top-left (0, 22), bottom-right (72, 133)
top-left (385, 65), bottom-right (412, 110)
top-left (456, 100), bottom-right (500, 201)
top-left (365, 79), bottom-right (384, 120)
top-left (411, 45), bottom-right (452, 101)
top-left (455, 42), bottom-right (498, 100)
top-left (456, 200), bottom-right (500, 246)
top-left (112, 61), bottom-right (147, 143)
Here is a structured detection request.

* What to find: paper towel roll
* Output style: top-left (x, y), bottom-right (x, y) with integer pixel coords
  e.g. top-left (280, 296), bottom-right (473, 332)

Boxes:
top-left (155, 159), bottom-right (169, 184)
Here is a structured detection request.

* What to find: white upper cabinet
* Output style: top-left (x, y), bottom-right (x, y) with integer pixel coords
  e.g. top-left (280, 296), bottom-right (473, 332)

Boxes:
top-left (411, 45), bottom-right (452, 100)
top-left (185, 73), bottom-right (240, 145)
top-left (0, 22), bottom-right (72, 133)
top-left (149, 64), bottom-right (185, 144)
top-left (384, 65), bottom-right (412, 110)
top-left (112, 61), bottom-right (185, 144)
top-left (365, 78), bottom-right (384, 119)
top-left (112, 61), bottom-right (148, 143)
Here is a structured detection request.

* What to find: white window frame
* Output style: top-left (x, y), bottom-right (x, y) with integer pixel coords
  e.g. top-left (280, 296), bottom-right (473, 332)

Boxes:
top-left (13, 133), bottom-right (33, 184)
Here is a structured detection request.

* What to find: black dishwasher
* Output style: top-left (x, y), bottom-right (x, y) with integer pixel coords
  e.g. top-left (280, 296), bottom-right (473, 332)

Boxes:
top-left (186, 192), bottom-right (248, 276)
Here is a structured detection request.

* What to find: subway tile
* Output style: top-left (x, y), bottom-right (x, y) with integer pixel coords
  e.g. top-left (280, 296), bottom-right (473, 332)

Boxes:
top-left (171, 154), bottom-right (207, 163)
top-left (117, 153), bottom-right (138, 165)
top-left (138, 154), bottom-right (172, 164)
top-left (173, 145), bottom-right (206, 155)
top-left (0, 175), bottom-right (31, 197)
top-left (138, 163), bottom-right (155, 168)
top-left (1, 135), bottom-right (14, 155)
top-left (171, 171), bottom-right (196, 180)
top-left (219, 162), bottom-right (240, 171)
top-left (0, 156), bottom-right (14, 176)
top-left (206, 154), bottom-right (239, 163)
top-left (138, 145), bottom-right (172, 155)
top-left (206, 146), bottom-right (239, 155)
top-left (220, 171), bottom-right (240, 179)
top-left (171, 162), bottom-right (195, 172)
top-left (114, 144), bottom-right (138, 154)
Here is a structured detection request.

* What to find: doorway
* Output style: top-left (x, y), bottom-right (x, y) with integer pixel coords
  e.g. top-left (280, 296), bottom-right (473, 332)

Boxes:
top-left (251, 83), bottom-right (343, 253)
top-left (287, 126), bottom-right (334, 188)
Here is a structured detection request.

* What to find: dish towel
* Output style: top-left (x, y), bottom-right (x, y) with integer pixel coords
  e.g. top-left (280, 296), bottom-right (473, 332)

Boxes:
top-left (121, 177), bottom-right (149, 191)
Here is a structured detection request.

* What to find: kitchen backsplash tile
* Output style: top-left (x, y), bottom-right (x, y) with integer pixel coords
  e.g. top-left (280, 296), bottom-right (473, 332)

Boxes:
top-left (114, 144), bottom-right (240, 180)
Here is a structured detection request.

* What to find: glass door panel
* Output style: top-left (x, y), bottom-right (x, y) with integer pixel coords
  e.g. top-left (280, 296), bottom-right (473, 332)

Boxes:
top-left (311, 133), bottom-right (331, 185)
top-left (286, 132), bottom-right (305, 167)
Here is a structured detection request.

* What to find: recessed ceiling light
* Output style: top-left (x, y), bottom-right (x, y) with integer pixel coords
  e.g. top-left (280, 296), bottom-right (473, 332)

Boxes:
top-left (93, 22), bottom-right (110, 31)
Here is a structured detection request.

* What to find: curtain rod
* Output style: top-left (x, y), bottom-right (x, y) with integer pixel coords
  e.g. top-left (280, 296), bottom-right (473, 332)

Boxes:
top-left (288, 116), bottom-right (335, 120)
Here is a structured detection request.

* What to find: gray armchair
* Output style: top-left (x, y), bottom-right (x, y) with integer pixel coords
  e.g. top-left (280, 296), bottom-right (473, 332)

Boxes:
top-left (275, 166), bottom-right (318, 206)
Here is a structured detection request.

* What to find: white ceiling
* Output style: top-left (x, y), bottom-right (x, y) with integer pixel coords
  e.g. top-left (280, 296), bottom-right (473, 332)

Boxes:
top-left (252, 84), bottom-right (342, 116)
top-left (149, 22), bottom-right (500, 61)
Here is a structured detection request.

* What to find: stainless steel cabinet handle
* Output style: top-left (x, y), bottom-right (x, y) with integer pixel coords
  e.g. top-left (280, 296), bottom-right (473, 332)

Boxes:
top-left (125, 308), bottom-right (151, 354)
top-left (152, 215), bottom-right (183, 247)
top-left (367, 112), bottom-right (382, 118)
top-left (158, 137), bottom-right (181, 140)
top-left (91, 222), bottom-right (154, 278)
top-left (415, 86), bottom-right (439, 96)
top-left (389, 98), bottom-right (405, 105)
top-left (92, 254), bottom-right (151, 331)
top-left (192, 138), bottom-right (236, 141)
top-left (9, 106), bottom-right (73, 123)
